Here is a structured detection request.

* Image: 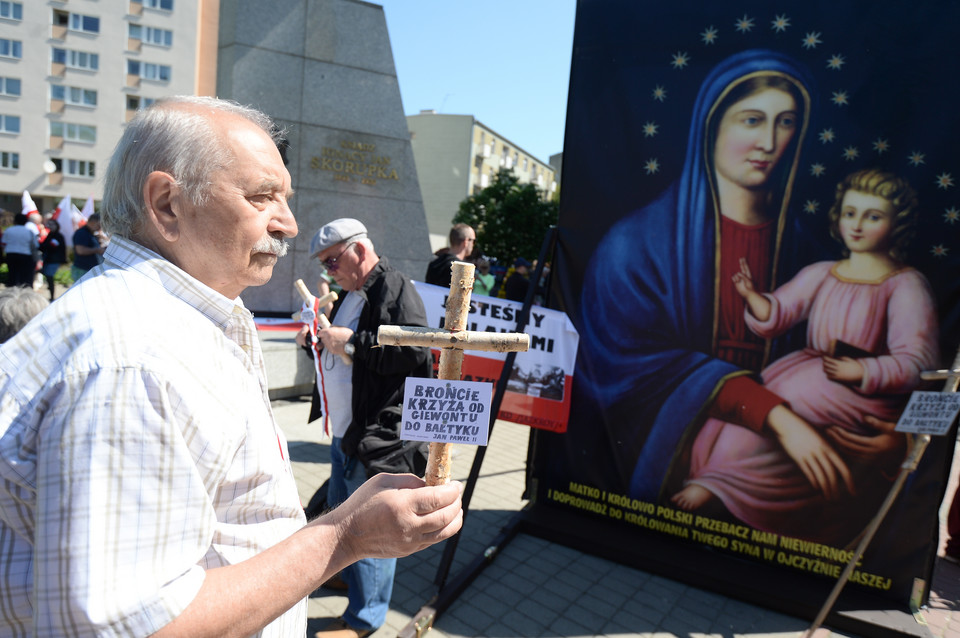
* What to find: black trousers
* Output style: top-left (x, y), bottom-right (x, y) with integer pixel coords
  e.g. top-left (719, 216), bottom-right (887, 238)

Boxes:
top-left (5, 253), bottom-right (35, 287)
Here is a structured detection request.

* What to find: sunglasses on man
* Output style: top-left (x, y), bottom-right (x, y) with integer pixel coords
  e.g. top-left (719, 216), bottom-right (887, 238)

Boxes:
top-left (321, 241), bottom-right (355, 272)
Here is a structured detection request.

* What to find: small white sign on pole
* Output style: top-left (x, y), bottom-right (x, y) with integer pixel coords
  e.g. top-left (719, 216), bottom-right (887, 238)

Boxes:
top-left (894, 391), bottom-right (960, 436)
top-left (402, 377), bottom-right (493, 446)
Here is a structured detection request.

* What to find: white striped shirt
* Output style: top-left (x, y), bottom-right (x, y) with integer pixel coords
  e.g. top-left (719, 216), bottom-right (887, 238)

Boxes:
top-left (0, 236), bottom-right (307, 637)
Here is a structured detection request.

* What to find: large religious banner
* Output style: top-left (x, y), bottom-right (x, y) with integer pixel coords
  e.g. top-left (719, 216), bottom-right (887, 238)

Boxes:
top-left (531, 0), bottom-right (960, 629)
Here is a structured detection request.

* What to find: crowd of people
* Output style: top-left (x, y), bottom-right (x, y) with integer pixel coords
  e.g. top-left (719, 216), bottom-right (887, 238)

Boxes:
top-left (424, 222), bottom-right (546, 303)
top-left (0, 132), bottom-right (543, 638)
top-left (0, 210), bottom-right (108, 300)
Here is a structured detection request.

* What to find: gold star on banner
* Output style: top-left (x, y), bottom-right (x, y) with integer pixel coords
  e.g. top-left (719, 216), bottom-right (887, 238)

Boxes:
top-left (802, 32), bottom-right (822, 49)
top-left (652, 85), bottom-right (667, 102)
top-left (872, 138), bottom-right (890, 154)
top-left (827, 54), bottom-right (846, 70)
top-left (831, 91), bottom-right (849, 106)
top-left (771, 15), bottom-right (791, 33)
top-left (819, 129), bottom-right (836, 143)
top-left (842, 146), bottom-right (860, 161)
top-left (644, 158), bottom-right (660, 175)
top-left (804, 200), bottom-right (819, 214)
top-left (944, 207), bottom-right (960, 224)
top-left (642, 121), bottom-right (659, 137)
top-left (810, 163), bottom-right (826, 177)
top-left (671, 51), bottom-right (690, 69)
top-left (936, 173), bottom-right (955, 189)
top-left (908, 151), bottom-right (926, 166)
top-left (735, 15), bottom-right (755, 33)
top-left (931, 244), bottom-right (949, 258)
top-left (701, 26), bottom-right (718, 45)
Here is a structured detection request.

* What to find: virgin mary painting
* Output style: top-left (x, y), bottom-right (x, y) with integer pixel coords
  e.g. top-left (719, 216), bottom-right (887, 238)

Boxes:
top-left (573, 49), bottom-right (909, 544)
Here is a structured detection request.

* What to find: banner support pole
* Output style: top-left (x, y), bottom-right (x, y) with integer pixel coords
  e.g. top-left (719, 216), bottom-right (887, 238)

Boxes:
top-left (803, 345), bottom-right (960, 637)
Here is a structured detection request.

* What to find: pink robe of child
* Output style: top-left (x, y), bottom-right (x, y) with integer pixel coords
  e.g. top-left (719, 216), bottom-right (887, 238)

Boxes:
top-left (686, 261), bottom-right (939, 545)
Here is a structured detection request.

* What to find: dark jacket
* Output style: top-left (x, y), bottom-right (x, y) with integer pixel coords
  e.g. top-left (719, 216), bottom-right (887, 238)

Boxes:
top-left (310, 258), bottom-right (432, 456)
top-left (40, 231), bottom-right (67, 265)
top-left (503, 271), bottom-right (530, 302)
top-left (424, 252), bottom-right (457, 287)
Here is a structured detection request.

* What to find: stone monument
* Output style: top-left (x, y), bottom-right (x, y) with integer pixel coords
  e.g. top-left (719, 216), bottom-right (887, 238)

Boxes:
top-left (217, 0), bottom-right (432, 313)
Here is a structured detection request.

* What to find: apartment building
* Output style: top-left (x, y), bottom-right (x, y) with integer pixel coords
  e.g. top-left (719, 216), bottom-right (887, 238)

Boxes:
top-left (406, 111), bottom-right (558, 251)
top-left (0, 0), bottom-right (218, 216)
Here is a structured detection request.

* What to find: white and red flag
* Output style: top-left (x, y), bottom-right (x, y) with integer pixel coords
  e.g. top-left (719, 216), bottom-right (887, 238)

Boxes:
top-left (21, 190), bottom-right (38, 216)
top-left (51, 195), bottom-right (78, 246)
top-left (80, 194), bottom-right (94, 219)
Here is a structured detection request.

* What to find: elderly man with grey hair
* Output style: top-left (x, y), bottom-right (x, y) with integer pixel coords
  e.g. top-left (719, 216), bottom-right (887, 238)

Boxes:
top-left (0, 97), bottom-right (462, 638)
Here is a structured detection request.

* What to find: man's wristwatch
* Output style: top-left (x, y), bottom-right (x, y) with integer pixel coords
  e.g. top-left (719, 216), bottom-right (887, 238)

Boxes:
top-left (343, 342), bottom-right (355, 357)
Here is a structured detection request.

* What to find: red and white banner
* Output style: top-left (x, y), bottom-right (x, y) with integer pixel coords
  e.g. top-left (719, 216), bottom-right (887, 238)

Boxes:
top-left (253, 317), bottom-right (303, 331)
top-left (413, 281), bottom-right (579, 433)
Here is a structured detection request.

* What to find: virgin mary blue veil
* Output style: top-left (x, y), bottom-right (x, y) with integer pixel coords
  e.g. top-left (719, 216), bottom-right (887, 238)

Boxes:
top-left (573, 49), bottom-right (815, 499)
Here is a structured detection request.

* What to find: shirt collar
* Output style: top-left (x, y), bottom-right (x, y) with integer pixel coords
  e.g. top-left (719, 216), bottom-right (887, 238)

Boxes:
top-left (102, 236), bottom-right (250, 332)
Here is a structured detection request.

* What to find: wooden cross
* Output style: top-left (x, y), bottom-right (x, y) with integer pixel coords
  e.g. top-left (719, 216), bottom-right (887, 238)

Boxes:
top-left (294, 278), bottom-right (351, 365)
top-left (378, 261), bottom-right (529, 485)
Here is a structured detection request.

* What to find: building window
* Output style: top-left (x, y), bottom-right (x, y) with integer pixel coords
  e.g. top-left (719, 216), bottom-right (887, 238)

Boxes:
top-left (68, 159), bottom-right (95, 177)
top-left (51, 85), bottom-right (97, 106)
top-left (0, 150), bottom-right (17, 169)
top-left (52, 158), bottom-right (95, 178)
top-left (70, 13), bottom-right (100, 34)
top-left (0, 2), bottom-right (22, 21)
top-left (128, 24), bottom-right (173, 47)
top-left (0, 38), bottom-right (21, 59)
top-left (127, 60), bottom-right (171, 81)
top-left (53, 48), bottom-right (100, 71)
top-left (0, 114), bottom-right (19, 133)
top-left (0, 77), bottom-right (19, 96)
top-left (50, 121), bottom-right (97, 143)
top-left (127, 95), bottom-right (156, 110)
top-left (132, 0), bottom-right (174, 11)
top-left (53, 10), bottom-right (100, 34)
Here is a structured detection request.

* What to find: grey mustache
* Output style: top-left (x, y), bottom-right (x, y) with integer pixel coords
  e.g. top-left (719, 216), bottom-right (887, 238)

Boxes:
top-left (253, 235), bottom-right (288, 257)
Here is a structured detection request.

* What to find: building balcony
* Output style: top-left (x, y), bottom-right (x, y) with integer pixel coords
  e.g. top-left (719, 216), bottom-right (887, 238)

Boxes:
top-left (126, 73), bottom-right (141, 88)
top-left (50, 99), bottom-right (65, 114)
top-left (129, 1), bottom-right (143, 16)
top-left (49, 135), bottom-right (63, 150)
top-left (51, 62), bottom-right (66, 77)
top-left (51, 25), bottom-right (67, 40)
top-left (48, 172), bottom-right (63, 186)
top-left (127, 38), bottom-right (142, 53)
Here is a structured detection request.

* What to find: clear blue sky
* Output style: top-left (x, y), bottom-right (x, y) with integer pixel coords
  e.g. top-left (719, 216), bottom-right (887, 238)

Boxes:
top-left (375, 0), bottom-right (576, 163)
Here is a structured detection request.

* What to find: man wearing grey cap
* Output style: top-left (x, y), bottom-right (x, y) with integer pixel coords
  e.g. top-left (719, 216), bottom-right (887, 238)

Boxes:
top-left (302, 218), bottom-right (432, 638)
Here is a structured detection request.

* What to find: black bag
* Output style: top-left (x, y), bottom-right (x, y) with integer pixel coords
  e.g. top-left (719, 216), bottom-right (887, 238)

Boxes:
top-left (356, 405), bottom-right (429, 479)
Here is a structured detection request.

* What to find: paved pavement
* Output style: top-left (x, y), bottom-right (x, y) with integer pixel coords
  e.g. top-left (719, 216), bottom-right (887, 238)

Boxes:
top-left (273, 396), bottom-right (960, 638)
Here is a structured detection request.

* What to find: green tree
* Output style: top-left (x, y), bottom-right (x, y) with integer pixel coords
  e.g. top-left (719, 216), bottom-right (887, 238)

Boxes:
top-left (453, 169), bottom-right (558, 264)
